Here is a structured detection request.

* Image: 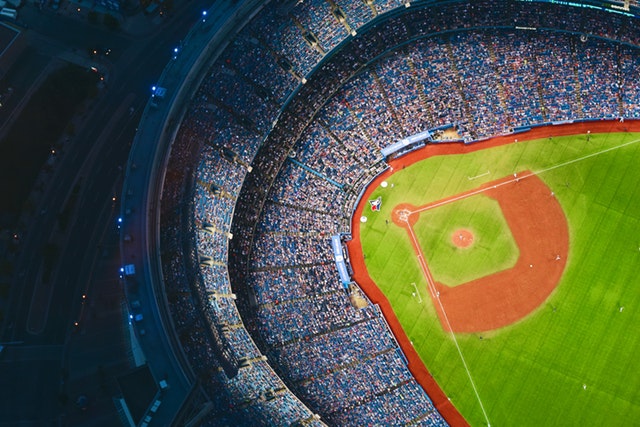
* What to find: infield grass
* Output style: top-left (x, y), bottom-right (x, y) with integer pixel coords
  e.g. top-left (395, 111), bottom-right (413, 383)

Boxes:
top-left (413, 195), bottom-right (519, 286)
top-left (360, 132), bottom-right (640, 426)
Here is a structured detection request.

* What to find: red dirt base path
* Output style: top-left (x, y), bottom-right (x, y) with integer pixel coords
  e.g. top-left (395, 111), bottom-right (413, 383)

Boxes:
top-left (346, 120), bottom-right (640, 427)
top-left (393, 171), bottom-right (568, 333)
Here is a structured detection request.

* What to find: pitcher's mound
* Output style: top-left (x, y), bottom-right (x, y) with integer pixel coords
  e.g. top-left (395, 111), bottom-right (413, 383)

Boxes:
top-left (452, 229), bottom-right (474, 248)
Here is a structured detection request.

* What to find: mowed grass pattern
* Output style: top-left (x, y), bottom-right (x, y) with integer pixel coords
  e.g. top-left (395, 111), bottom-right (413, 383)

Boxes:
top-left (360, 133), bottom-right (640, 426)
top-left (413, 195), bottom-right (519, 286)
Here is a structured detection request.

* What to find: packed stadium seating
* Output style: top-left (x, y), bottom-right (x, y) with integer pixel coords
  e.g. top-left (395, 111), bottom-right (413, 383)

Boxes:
top-left (157, 0), bottom-right (640, 425)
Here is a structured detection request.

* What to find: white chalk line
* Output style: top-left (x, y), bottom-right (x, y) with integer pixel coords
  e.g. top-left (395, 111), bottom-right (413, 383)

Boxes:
top-left (396, 136), bottom-right (640, 426)
top-left (405, 221), bottom-right (492, 427)
top-left (468, 170), bottom-right (490, 180)
top-left (410, 137), bottom-right (640, 215)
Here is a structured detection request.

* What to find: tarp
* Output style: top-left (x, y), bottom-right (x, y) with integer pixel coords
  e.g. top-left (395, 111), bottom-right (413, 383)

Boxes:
top-left (381, 130), bottom-right (431, 157)
top-left (331, 235), bottom-right (351, 286)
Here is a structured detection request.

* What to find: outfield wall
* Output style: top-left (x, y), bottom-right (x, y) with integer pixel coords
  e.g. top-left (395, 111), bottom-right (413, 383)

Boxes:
top-left (346, 118), bottom-right (640, 426)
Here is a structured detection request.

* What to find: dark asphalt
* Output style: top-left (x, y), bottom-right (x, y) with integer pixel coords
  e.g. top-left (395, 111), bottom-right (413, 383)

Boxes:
top-left (0, 1), bottom-right (215, 425)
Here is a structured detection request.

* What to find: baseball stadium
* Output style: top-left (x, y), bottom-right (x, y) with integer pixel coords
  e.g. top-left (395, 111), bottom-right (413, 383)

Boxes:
top-left (123, 0), bottom-right (640, 425)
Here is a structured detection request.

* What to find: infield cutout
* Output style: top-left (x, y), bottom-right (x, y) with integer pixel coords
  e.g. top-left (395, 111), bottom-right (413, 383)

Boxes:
top-left (392, 171), bottom-right (569, 333)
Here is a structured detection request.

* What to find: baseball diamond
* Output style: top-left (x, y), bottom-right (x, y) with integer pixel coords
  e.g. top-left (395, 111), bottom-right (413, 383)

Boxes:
top-left (142, 1), bottom-right (640, 425)
top-left (350, 123), bottom-right (640, 426)
top-left (391, 171), bottom-right (568, 332)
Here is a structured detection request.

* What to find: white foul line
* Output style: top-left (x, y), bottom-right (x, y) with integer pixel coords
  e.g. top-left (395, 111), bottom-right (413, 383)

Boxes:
top-left (533, 136), bottom-right (640, 176)
top-left (405, 220), bottom-right (492, 427)
top-left (395, 136), bottom-right (640, 427)
top-left (413, 137), bottom-right (640, 214)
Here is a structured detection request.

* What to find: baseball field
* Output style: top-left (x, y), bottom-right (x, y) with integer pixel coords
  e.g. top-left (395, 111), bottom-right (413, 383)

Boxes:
top-left (350, 125), bottom-right (640, 426)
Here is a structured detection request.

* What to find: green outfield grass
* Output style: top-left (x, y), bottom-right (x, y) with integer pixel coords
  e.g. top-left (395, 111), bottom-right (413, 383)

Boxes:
top-left (360, 132), bottom-right (640, 426)
top-left (413, 195), bottom-right (519, 286)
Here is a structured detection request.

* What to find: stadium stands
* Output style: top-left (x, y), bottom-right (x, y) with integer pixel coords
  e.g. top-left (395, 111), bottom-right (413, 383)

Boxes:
top-left (155, 0), bottom-right (640, 425)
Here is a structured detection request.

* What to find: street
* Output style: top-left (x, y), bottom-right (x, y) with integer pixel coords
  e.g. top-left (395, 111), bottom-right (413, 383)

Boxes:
top-left (0, 1), bottom-right (214, 425)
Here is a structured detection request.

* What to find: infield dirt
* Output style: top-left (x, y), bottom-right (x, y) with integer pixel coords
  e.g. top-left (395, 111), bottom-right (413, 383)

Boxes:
top-left (347, 119), bottom-right (640, 426)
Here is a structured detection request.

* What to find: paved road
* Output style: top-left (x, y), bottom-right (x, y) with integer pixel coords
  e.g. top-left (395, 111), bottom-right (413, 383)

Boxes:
top-left (0, 1), bottom-right (214, 425)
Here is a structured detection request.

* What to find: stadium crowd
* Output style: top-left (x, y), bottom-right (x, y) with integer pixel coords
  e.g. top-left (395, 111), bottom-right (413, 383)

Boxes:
top-left (152, 0), bottom-right (640, 425)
